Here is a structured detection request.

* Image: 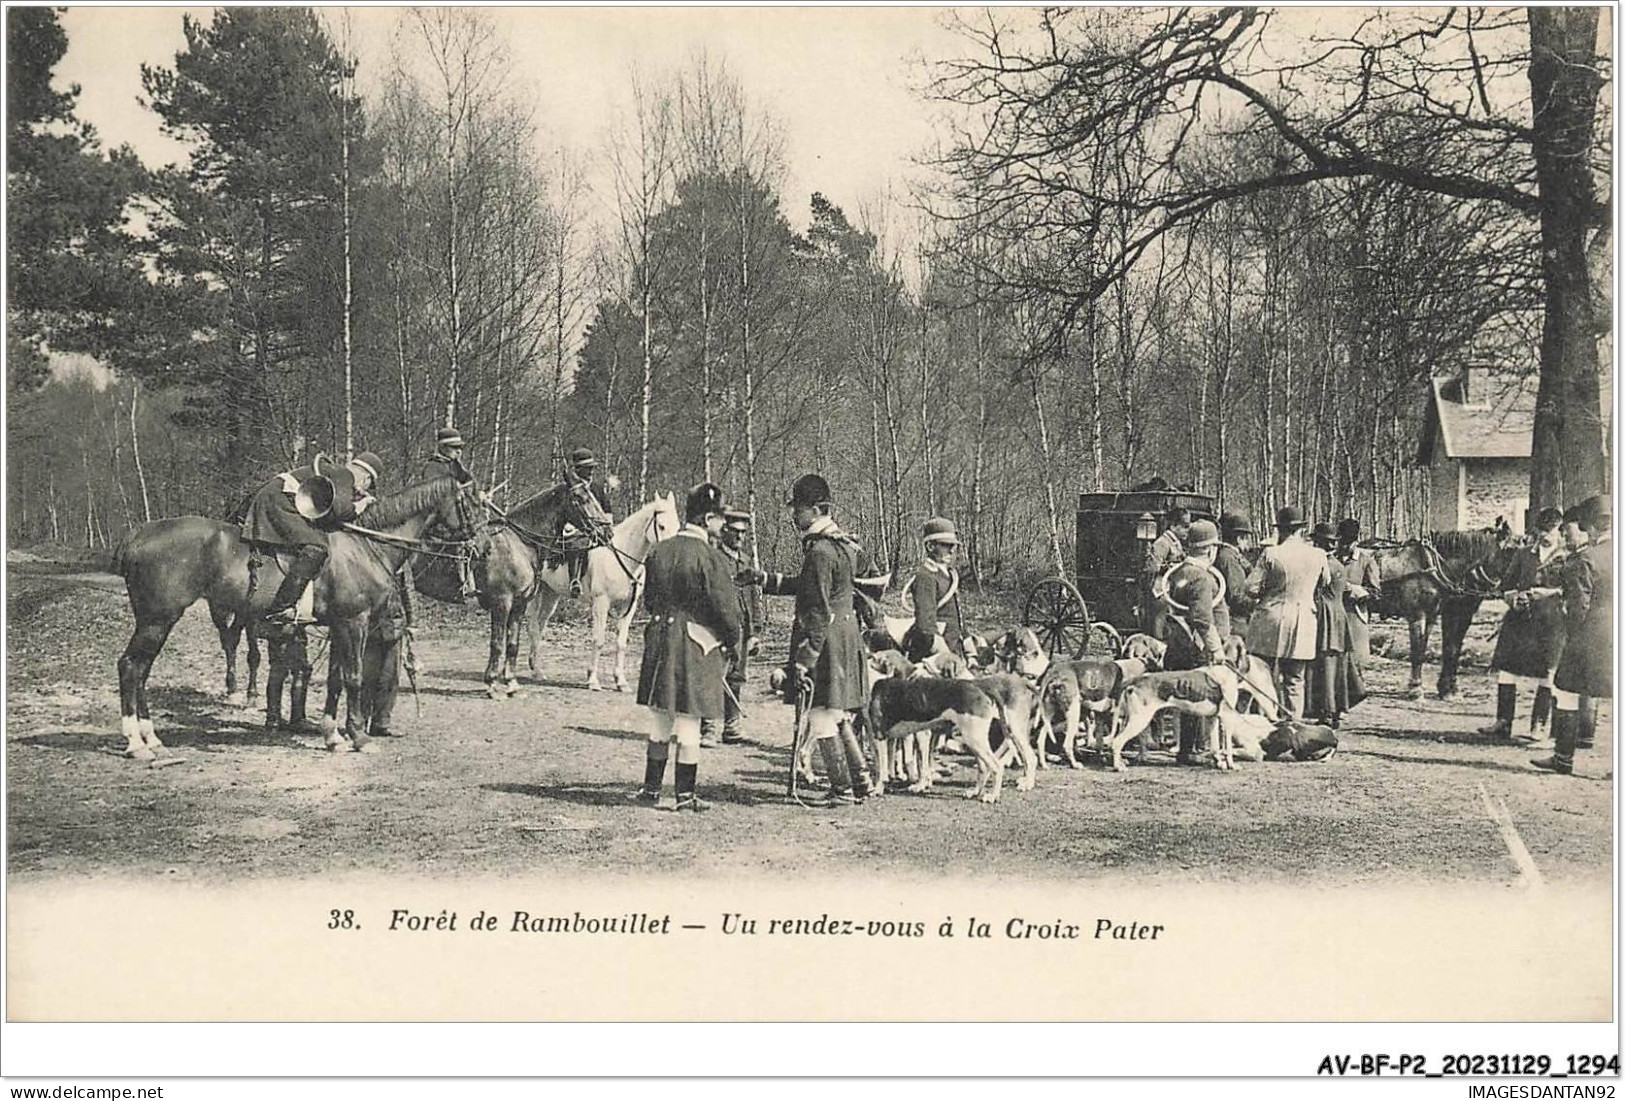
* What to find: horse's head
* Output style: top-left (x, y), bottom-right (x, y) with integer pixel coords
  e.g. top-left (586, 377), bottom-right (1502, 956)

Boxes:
top-left (650, 492), bottom-right (680, 542)
top-left (423, 475), bottom-right (480, 544)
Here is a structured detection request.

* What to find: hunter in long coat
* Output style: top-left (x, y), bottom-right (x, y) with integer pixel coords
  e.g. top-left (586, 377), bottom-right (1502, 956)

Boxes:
top-left (634, 483), bottom-right (741, 812)
top-left (1534, 496), bottom-right (1612, 776)
top-left (1244, 507), bottom-right (1330, 719)
top-left (1481, 508), bottom-right (1566, 740)
top-left (1305, 524), bottom-right (1358, 725)
top-left (1215, 512), bottom-right (1256, 636)
top-left (751, 473), bottom-right (873, 806)
top-left (1332, 518), bottom-right (1380, 710)
top-left (700, 508), bottom-right (763, 746)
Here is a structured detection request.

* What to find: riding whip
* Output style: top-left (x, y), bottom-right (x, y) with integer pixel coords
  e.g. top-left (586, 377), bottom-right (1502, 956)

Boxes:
top-left (787, 676), bottom-right (813, 805)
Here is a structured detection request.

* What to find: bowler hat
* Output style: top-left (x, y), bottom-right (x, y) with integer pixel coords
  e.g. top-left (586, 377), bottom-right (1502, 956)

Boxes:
top-left (1275, 506), bottom-right (1306, 531)
top-left (722, 509), bottom-right (752, 531)
top-left (1535, 506), bottom-right (1564, 529)
top-left (1186, 519), bottom-right (1219, 549)
top-left (1219, 511), bottom-right (1252, 536)
top-left (685, 481), bottom-right (726, 523)
top-left (1336, 517), bottom-right (1360, 543)
top-left (922, 517), bottom-right (959, 545)
top-left (1310, 521), bottom-right (1337, 547)
top-left (786, 473), bottom-right (831, 508)
top-left (436, 426), bottom-right (464, 448)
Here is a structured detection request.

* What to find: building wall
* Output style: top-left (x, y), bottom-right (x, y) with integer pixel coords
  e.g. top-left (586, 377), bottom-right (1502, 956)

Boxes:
top-left (1427, 424), bottom-right (1460, 531)
top-left (1463, 457), bottom-right (1529, 533)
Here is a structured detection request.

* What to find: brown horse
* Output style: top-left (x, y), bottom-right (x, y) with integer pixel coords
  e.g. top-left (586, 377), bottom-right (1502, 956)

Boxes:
top-left (1370, 528), bottom-right (1513, 698)
top-left (113, 474), bottom-right (476, 759)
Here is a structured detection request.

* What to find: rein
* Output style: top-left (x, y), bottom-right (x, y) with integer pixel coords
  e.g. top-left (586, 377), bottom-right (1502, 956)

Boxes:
top-left (1367, 536), bottom-right (1505, 599)
top-left (341, 522), bottom-right (477, 562)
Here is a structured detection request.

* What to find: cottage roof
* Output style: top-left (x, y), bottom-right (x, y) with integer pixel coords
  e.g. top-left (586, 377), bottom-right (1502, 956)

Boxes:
top-left (1416, 371), bottom-right (1536, 463)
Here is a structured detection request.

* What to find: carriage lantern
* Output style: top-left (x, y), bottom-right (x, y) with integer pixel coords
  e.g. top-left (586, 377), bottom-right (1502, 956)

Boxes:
top-left (1134, 512), bottom-right (1158, 543)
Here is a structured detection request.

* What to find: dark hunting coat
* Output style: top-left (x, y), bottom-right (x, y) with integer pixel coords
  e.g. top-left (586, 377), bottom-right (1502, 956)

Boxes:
top-left (903, 558), bottom-right (965, 663)
top-left (1490, 541), bottom-right (1568, 680)
top-left (636, 527), bottom-right (742, 720)
top-left (1554, 537), bottom-right (1612, 699)
top-left (241, 463), bottom-right (366, 550)
top-left (761, 519), bottom-right (866, 710)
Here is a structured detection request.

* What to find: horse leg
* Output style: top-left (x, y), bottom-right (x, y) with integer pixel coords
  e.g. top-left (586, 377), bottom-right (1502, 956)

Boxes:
top-left (244, 622), bottom-right (262, 705)
top-left (320, 646), bottom-right (344, 750)
top-left (338, 621), bottom-right (375, 753)
top-left (503, 597), bottom-right (525, 695)
top-left (526, 584), bottom-right (563, 681)
top-left (611, 597), bottom-right (634, 693)
top-left (1437, 598), bottom-right (1477, 699)
top-left (118, 616), bottom-right (178, 760)
top-left (214, 609), bottom-right (246, 708)
top-left (486, 598), bottom-right (511, 700)
top-left (587, 594), bottom-right (610, 692)
top-left (1407, 613), bottom-right (1429, 699)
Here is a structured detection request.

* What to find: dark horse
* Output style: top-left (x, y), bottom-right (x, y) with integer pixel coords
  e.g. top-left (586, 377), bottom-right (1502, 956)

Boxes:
top-left (113, 474), bottom-right (476, 758)
top-left (1370, 527), bottom-right (1515, 698)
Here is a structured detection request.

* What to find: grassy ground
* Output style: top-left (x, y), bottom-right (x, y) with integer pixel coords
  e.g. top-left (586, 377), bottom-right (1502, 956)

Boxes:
top-left (5, 546), bottom-right (1613, 886)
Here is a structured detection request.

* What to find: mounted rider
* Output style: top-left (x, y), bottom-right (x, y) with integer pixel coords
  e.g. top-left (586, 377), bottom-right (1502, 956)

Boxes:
top-left (417, 425), bottom-right (478, 600)
top-left (538, 447), bottom-right (615, 596)
top-left (421, 425), bottom-right (466, 481)
top-left (240, 450), bottom-right (384, 625)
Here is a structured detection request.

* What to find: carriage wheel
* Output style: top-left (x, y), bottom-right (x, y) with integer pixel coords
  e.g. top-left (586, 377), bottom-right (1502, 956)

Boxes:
top-left (1023, 578), bottom-right (1092, 659)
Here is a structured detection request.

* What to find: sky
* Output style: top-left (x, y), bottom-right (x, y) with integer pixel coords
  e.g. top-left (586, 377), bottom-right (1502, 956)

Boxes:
top-left (55, 6), bottom-right (968, 236)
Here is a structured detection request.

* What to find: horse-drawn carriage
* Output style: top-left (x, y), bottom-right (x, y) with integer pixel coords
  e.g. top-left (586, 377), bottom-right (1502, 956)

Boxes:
top-left (1023, 488), bottom-right (1218, 658)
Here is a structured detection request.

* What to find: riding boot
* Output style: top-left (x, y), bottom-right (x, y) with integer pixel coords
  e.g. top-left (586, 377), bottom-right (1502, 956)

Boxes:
top-left (1530, 709), bottom-right (1575, 775)
top-left (1575, 698), bottom-right (1596, 750)
top-left (264, 670), bottom-right (285, 730)
top-left (699, 719), bottom-right (721, 748)
top-left (1477, 683), bottom-right (1516, 738)
top-left (636, 744), bottom-right (668, 804)
top-left (838, 719), bottom-right (871, 801)
top-left (674, 762), bottom-right (710, 812)
top-left (812, 738), bottom-right (855, 807)
top-left (1526, 685), bottom-right (1553, 742)
top-left (266, 547), bottom-right (325, 621)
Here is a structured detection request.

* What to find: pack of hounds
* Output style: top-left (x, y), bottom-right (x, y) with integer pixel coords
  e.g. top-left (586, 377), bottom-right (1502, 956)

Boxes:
top-left (778, 619), bottom-right (1339, 805)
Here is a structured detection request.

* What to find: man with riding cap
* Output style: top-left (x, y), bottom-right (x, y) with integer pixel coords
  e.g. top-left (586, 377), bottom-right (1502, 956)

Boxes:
top-left (634, 483), bottom-right (742, 811)
top-left (1143, 508), bottom-right (1192, 639)
top-left (540, 447), bottom-right (614, 596)
top-left (241, 450), bottom-right (383, 624)
top-left (700, 508), bottom-right (762, 748)
top-left (1532, 495), bottom-right (1611, 776)
top-left (904, 517), bottom-right (968, 664)
top-left (743, 473), bottom-right (873, 807)
top-left (1160, 518), bottom-right (1230, 764)
top-left (1244, 506), bottom-right (1330, 719)
top-left (422, 425), bottom-right (466, 482)
top-left (1481, 506), bottom-right (1565, 741)
top-left (1215, 512), bottom-right (1256, 634)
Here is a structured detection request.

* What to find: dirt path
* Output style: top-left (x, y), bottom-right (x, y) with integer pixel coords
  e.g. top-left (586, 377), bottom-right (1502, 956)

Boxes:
top-left (5, 557), bottom-right (1612, 886)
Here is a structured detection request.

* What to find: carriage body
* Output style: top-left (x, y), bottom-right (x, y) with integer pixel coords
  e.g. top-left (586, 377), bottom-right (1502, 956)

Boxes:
top-left (1024, 488), bottom-right (1218, 657)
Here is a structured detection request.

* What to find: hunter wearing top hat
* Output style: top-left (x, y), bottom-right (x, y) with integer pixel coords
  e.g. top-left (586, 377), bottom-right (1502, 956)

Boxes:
top-left (633, 482), bottom-right (742, 811)
top-left (1243, 506), bottom-right (1331, 719)
top-left (240, 450), bottom-right (384, 625)
top-left (742, 473), bottom-right (874, 806)
top-left (700, 508), bottom-right (762, 747)
top-left (904, 517), bottom-right (968, 664)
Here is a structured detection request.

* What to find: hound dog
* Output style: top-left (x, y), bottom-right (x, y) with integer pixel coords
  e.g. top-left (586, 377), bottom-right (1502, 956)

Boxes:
top-left (1106, 659), bottom-right (1262, 772)
top-left (1224, 712), bottom-right (1338, 762)
top-left (866, 674), bottom-right (1011, 802)
top-left (986, 626), bottom-right (1051, 680)
top-left (1034, 655), bottom-right (1155, 769)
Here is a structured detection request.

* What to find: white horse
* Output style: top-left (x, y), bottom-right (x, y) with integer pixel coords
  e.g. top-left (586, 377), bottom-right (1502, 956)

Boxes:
top-left (523, 493), bottom-right (679, 691)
